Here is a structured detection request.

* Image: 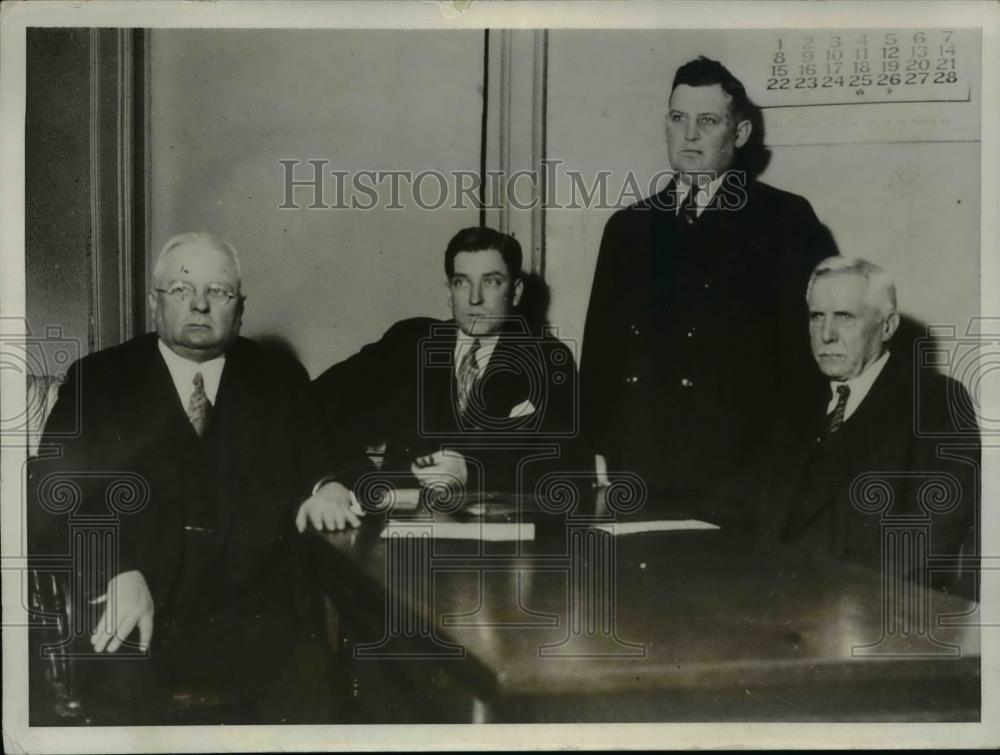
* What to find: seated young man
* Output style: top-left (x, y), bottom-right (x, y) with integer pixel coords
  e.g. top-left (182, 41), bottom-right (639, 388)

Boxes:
top-left (297, 227), bottom-right (586, 530)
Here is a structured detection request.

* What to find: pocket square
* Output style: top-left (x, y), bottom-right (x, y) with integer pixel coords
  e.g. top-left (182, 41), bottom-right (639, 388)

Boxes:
top-left (508, 399), bottom-right (536, 418)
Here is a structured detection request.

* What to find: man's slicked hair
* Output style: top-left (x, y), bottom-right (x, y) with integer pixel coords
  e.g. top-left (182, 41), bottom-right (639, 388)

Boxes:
top-left (807, 256), bottom-right (898, 319)
top-left (444, 226), bottom-right (523, 279)
top-left (151, 232), bottom-right (243, 288)
top-left (671, 55), bottom-right (754, 123)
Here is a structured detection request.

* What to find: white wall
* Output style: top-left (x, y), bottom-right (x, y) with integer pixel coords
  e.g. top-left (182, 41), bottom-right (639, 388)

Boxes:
top-left (149, 29), bottom-right (484, 376)
top-left (544, 30), bottom-right (981, 361)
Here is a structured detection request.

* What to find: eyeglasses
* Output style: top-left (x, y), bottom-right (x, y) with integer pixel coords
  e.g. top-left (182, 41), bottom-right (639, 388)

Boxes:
top-left (155, 281), bottom-right (239, 304)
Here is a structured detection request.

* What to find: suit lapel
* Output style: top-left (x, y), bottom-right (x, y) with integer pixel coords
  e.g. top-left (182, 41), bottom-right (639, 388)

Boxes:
top-left (825, 354), bottom-right (911, 487)
top-left (430, 323), bottom-right (533, 432)
top-left (99, 337), bottom-right (194, 563)
top-left (648, 180), bottom-right (682, 316)
top-left (120, 336), bottom-right (197, 464)
top-left (778, 409), bottom-right (840, 539)
top-left (479, 331), bottom-right (532, 421)
top-left (780, 355), bottom-right (908, 538)
top-left (428, 323), bottom-right (460, 434)
top-left (766, 405), bottom-right (827, 540)
top-left (211, 343), bottom-right (267, 542)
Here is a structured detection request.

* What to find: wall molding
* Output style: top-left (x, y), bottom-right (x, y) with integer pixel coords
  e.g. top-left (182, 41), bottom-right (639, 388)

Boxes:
top-left (87, 29), bottom-right (103, 352)
top-left (482, 29), bottom-right (548, 275)
top-left (87, 29), bottom-right (146, 351)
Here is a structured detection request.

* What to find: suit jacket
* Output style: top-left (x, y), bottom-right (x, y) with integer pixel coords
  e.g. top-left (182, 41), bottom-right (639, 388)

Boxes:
top-left (28, 333), bottom-right (313, 622)
top-left (310, 317), bottom-right (585, 496)
top-left (580, 176), bottom-right (835, 495)
top-left (752, 352), bottom-right (980, 599)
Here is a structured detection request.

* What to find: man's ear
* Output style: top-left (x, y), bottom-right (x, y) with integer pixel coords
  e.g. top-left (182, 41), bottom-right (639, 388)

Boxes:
top-left (734, 119), bottom-right (752, 149)
top-left (511, 277), bottom-right (524, 308)
top-left (882, 311), bottom-right (900, 342)
top-left (147, 291), bottom-right (158, 318)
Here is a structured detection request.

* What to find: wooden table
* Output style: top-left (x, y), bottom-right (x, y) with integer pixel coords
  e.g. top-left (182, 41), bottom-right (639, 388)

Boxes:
top-left (310, 492), bottom-right (980, 723)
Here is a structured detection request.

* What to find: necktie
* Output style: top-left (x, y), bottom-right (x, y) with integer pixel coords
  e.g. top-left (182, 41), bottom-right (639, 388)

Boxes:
top-left (456, 338), bottom-right (481, 415)
top-left (825, 384), bottom-right (850, 437)
top-left (186, 372), bottom-right (212, 437)
top-left (677, 186), bottom-right (699, 226)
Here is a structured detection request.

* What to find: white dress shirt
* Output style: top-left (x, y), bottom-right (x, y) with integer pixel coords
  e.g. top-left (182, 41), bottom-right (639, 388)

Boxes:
top-left (158, 339), bottom-right (225, 409)
top-left (675, 172), bottom-right (728, 218)
top-left (826, 350), bottom-right (891, 423)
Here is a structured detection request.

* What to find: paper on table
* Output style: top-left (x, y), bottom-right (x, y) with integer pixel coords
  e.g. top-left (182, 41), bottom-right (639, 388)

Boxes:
top-left (381, 522), bottom-right (535, 541)
top-left (592, 520), bottom-right (719, 535)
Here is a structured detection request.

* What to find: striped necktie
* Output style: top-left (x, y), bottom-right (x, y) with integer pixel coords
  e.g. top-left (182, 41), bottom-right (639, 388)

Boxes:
top-left (456, 338), bottom-right (481, 415)
top-left (186, 372), bottom-right (212, 437)
top-left (825, 384), bottom-right (850, 437)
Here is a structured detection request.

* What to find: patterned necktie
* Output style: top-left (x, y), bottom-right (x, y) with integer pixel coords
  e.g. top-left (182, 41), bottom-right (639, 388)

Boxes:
top-left (678, 186), bottom-right (699, 226)
top-left (456, 338), bottom-right (481, 415)
top-left (825, 384), bottom-right (850, 437)
top-left (186, 372), bottom-right (212, 437)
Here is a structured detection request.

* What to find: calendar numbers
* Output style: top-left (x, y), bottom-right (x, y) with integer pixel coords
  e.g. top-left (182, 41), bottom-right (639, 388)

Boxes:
top-left (759, 29), bottom-right (968, 106)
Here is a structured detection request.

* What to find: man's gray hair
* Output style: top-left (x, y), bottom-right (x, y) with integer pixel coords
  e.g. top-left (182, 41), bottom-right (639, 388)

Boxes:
top-left (151, 232), bottom-right (243, 287)
top-left (806, 256), bottom-right (898, 318)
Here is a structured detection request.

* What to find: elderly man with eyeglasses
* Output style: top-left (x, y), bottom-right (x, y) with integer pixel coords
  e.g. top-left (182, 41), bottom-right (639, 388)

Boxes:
top-left (28, 232), bottom-right (338, 724)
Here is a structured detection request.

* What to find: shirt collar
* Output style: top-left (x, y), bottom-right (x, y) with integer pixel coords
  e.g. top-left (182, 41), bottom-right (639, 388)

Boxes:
top-left (675, 172), bottom-right (729, 216)
top-left (827, 350), bottom-right (891, 422)
top-left (157, 339), bottom-right (226, 406)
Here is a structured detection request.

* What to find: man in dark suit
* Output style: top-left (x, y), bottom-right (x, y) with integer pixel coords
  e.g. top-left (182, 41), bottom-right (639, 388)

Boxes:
top-left (29, 233), bottom-right (335, 723)
top-left (754, 257), bottom-right (980, 599)
top-left (298, 227), bottom-right (582, 530)
top-left (580, 56), bottom-right (835, 503)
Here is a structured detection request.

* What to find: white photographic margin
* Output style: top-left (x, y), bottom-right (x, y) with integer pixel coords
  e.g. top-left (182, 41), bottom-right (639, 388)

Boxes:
top-left (1, 1), bottom-right (998, 751)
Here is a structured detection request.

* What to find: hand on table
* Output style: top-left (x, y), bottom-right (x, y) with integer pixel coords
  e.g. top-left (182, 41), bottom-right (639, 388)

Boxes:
top-left (90, 569), bottom-right (154, 653)
top-left (296, 481), bottom-right (364, 532)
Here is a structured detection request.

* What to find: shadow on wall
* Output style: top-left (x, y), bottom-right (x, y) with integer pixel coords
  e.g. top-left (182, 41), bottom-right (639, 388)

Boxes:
top-left (896, 314), bottom-right (929, 363)
top-left (737, 96), bottom-right (771, 181)
top-left (893, 313), bottom-right (975, 426)
top-left (816, 222), bottom-right (837, 262)
top-left (517, 272), bottom-right (552, 337)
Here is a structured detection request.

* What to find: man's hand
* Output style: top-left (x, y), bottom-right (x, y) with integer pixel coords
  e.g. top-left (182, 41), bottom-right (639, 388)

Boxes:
top-left (410, 449), bottom-right (468, 491)
top-left (296, 481), bottom-right (363, 532)
top-left (90, 570), bottom-right (154, 653)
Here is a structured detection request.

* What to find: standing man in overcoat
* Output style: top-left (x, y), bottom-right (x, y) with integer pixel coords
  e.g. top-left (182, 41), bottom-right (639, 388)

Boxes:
top-left (581, 56), bottom-right (836, 503)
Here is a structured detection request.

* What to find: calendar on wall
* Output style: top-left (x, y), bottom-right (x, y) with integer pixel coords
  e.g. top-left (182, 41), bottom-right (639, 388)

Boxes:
top-left (755, 29), bottom-right (973, 107)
